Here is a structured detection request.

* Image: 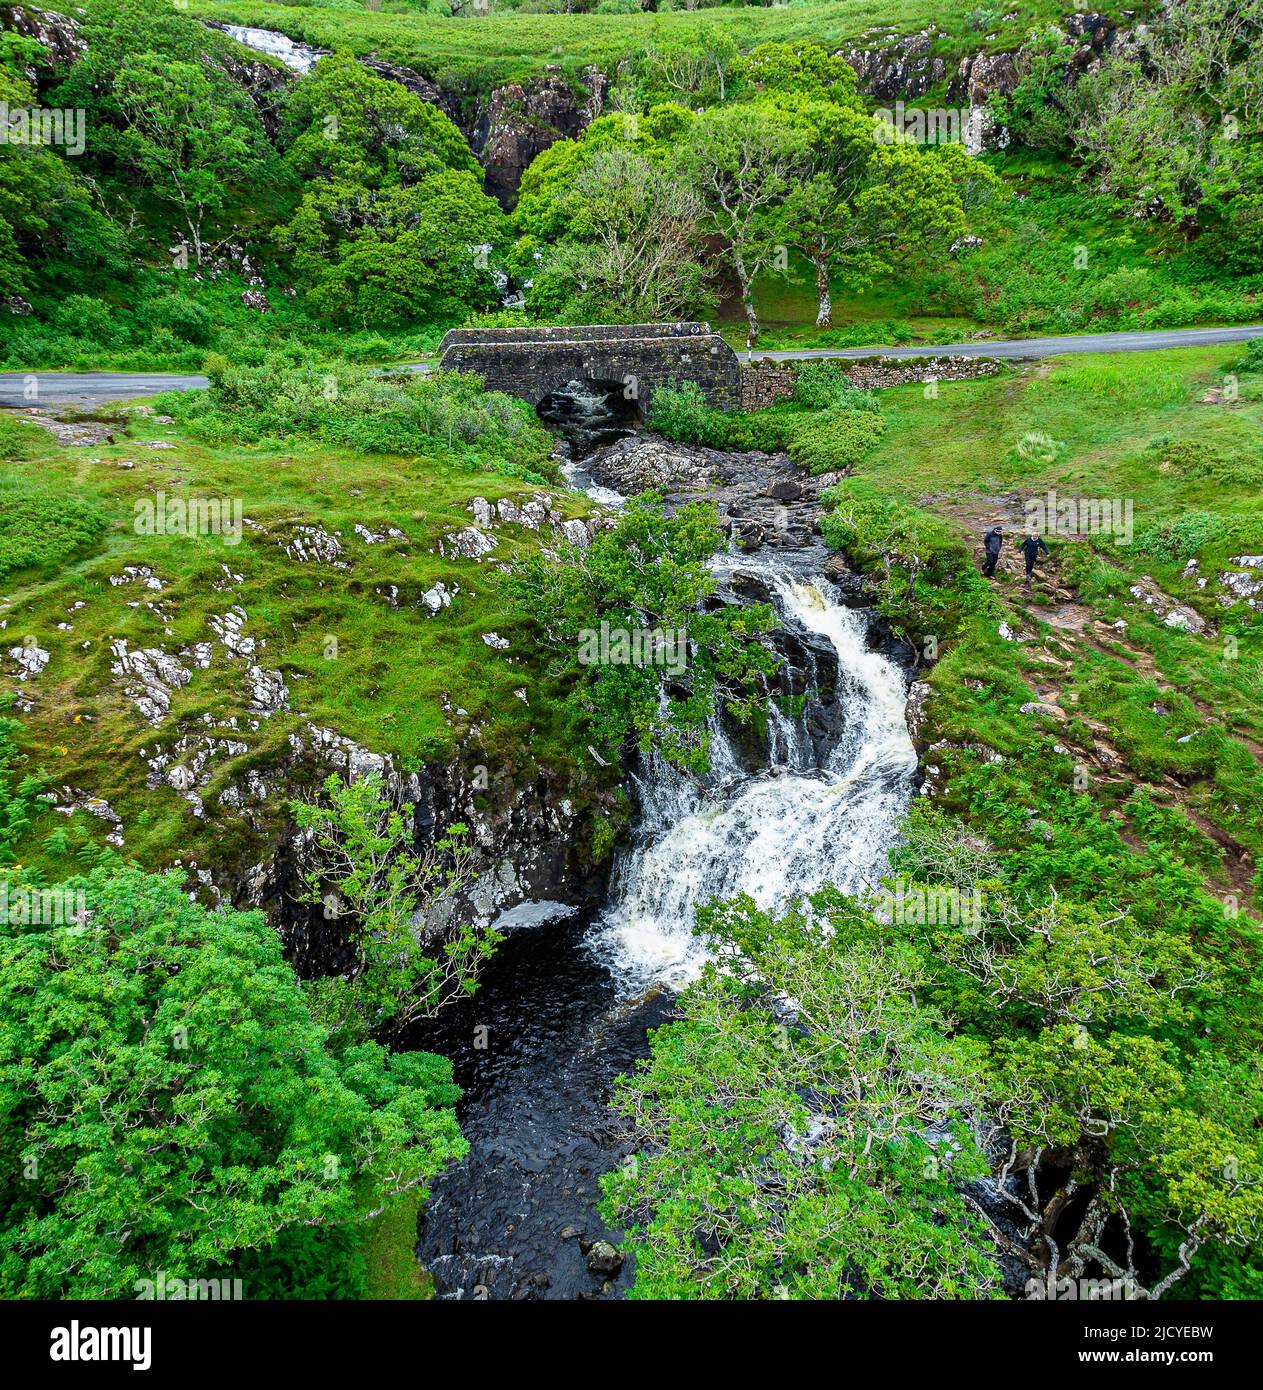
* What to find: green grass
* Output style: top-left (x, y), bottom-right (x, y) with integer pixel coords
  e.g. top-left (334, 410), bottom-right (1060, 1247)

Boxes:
top-left (0, 401), bottom-right (604, 880)
top-left (191, 0), bottom-right (1125, 89)
top-left (357, 1192), bottom-right (434, 1300)
top-left (825, 341), bottom-right (1263, 902)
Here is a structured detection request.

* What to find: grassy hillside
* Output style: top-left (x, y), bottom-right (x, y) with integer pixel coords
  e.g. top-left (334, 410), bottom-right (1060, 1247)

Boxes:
top-left (190, 0), bottom-right (1122, 88)
top-left (0, 383), bottom-right (605, 882)
top-left (830, 341), bottom-right (1263, 912)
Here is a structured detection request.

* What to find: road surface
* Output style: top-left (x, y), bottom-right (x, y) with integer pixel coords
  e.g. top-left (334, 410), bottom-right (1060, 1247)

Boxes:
top-left (2, 323), bottom-right (1261, 408)
top-left (0, 370), bottom-right (209, 410)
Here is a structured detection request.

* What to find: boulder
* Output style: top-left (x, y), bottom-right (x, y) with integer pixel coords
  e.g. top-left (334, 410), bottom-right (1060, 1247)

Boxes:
top-left (585, 1240), bottom-right (624, 1276)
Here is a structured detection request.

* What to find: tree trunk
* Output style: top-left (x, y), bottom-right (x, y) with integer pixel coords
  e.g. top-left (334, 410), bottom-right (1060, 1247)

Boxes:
top-left (733, 247), bottom-right (759, 347)
top-left (814, 256), bottom-right (832, 329)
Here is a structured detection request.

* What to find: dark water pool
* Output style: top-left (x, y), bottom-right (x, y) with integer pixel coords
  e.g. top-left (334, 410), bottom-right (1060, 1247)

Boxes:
top-left (405, 911), bottom-right (673, 1300)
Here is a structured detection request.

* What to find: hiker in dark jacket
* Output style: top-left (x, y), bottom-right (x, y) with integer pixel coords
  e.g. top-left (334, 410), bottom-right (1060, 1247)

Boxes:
top-left (1020, 532), bottom-right (1050, 579)
top-left (982, 527), bottom-right (1003, 577)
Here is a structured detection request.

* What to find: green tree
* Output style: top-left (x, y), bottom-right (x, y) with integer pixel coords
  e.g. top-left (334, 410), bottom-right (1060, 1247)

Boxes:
top-left (281, 171), bottom-right (505, 327)
top-left (601, 890), bottom-right (1001, 1299)
top-left (111, 54), bottom-right (265, 265)
top-left (281, 52), bottom-right (480, 186)
top-left (777, 100), bottom-right (977, 327)
top-left (502, 494), bottom-right (777, 773)
top-left (277, 55), bottom-right (505, 326)
top-left (291, 772), bottom-right (500, 1042)
top-left (0, 866), bottom-right (466, 1298)
top-left (680, 103), bottom-right (807, 345)
top-left (536, 146), bottom-right (707, 321)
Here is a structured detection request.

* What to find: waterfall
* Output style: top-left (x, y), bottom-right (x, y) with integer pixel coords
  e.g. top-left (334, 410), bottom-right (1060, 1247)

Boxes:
top-left (219, 26), bottom-right (327, 74)
top-left (586, 550), bottom-right (918, 991)
top-left (409, 452), bottom-right (921, 1299)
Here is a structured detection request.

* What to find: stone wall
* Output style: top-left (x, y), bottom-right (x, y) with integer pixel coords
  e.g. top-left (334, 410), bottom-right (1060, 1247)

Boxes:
top-left (739, 354), bottom-right (1001, 410)
top-left (739, 360), bottom-right (800, 411)
top-left (438, 325), bottom-right (742, 412)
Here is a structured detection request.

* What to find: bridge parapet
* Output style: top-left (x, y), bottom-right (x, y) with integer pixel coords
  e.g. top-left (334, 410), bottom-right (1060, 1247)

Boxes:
top-left (437, 323), bottom-right (740, 413)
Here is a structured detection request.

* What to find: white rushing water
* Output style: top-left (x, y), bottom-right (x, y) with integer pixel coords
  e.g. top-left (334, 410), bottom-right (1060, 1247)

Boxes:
top-left (220, 26), bottom-right (328, 75)
top-left (586, 551), bottom-right (918, 990)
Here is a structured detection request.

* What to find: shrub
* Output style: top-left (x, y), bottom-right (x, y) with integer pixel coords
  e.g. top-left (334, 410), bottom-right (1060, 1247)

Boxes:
top-left (1237, 338), bottom-right (1263, 373)
top-left (142, 293), bottom-right (214, 346)
top-left (1134, 512), bottom-right (1224, 563)
top-left (157, 354), bottom-right (556, 478)
top-left (786, 407), bottom-right (886, 475)
top-left (48, 295), bottom-right (121, 346)
top-left (792, 361), bottom-right (879, 413)
top-left (646, 382), bottom-right (799, 454)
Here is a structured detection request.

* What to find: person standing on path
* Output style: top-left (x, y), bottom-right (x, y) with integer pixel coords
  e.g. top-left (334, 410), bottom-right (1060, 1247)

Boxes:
top-left (982, 526), bottom-right (1003, 578)
top-left (1020, 532), bottom-right (1051, 580)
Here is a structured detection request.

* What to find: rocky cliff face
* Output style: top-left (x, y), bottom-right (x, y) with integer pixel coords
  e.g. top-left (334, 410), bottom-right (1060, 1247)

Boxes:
top-left (466, 67), bottom-right (609, 209)
top-left (0, 3), bottom-right (85, 72)
top-left (842, 13), bottom-right (1140, 109)
top-left (259, 738), bottom-right (616, 977)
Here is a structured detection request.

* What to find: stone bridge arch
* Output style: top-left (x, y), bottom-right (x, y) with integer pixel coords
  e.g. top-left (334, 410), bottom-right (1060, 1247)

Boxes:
top-left (437, 323), bottom-right (741, 414)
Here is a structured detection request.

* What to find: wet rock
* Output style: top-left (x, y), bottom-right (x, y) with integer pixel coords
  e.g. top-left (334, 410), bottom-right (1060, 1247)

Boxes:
top-left (583, 434), bottom-right (825, 553)
top-left (476, 67), bottom-right (608, 209)
top-left (586, 1240), bottom-right (623, 1276)
top-left (905, 680), bottom-right (933, 747)
top-left (766, 478), bottom-right (803, 501)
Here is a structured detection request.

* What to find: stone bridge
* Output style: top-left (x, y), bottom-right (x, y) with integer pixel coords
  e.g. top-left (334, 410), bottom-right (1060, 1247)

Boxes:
top-left (436, 323), bottom-right (741, 414)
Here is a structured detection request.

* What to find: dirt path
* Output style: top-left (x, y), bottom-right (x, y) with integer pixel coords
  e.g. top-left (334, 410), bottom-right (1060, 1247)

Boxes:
top-left (922, 489), bottom-right (1258, 910)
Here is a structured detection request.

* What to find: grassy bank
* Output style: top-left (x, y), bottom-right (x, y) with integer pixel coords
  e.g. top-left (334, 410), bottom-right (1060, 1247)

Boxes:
top-left (190, 1), bottom-right (1097, 89)
top-left (0, 378), bottom-right (600, 882)
top-left (826, 342), bottom-right (1263, 912)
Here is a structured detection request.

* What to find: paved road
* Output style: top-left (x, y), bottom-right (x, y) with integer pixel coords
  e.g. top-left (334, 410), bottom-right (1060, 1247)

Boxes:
top-left (2, 323), bottom-right (1261, 407)
top-left (0, 370), bottom-right (209, 409)
top-left (749, 323), bottom-right (1263, 362)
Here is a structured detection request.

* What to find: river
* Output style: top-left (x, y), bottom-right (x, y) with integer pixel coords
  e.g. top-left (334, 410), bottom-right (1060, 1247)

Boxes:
top-left (409, 387), bottom-right (917, 1298)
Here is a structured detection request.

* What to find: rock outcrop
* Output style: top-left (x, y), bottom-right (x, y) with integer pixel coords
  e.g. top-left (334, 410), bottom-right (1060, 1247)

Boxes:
top-left (0, 4), bottom-right (85, 72)
top-left (582, 433), bottom-right (833, 552)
